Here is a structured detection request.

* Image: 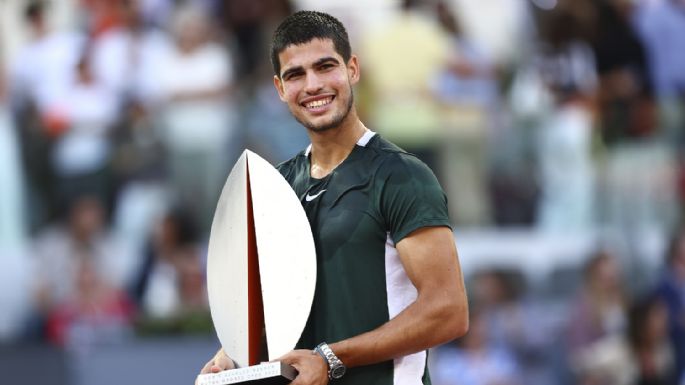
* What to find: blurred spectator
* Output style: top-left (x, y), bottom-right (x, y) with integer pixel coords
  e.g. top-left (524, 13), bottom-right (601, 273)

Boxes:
top-left (9, 0), bottom-right (87, 229)
top-left (571, 294), bottom-right (676, 385)
top-left (216, 0), bottom-right (296, 83)
top-left (130, 209), bottom-right (209, 332)
top-left (633, 0), bottom-right (685, 204)
top-left (157, 4), bottom-right (237, 230)
top-left (217, 0), bottom-right (269, 80)
top-left (488, 18), bottom-right (541, 226)
top-left (627, 296), bottom-right (677, 385)
top-left (242, 0), bottom-right (310, 163)
top-left (90, 0), bottom-right (171, 109)
top-left (592, 0), bottom-right (654, 145)
top-left (10, 1), bottom-right (86, 116)
top-left (531, 6), bottom-right (598, 231)
top-left (45, 257), bottom-right (135, 352)
top-left (653, 229), bottom-right (685, 381)
top-left (469, 268), bottom-right (562, 385)
top-left (633, 0), bottom-right (685, 102)
top-left (31, 195), bottom-right (136, 336)
top-left (469, 269), bottom-right (528, 351)
top-left (81, 0), bottom-right (175, 36)
top-left (431, 306), bottom-right (523, 385)
top-left (571, 327), bottom-right (634, 385)
top-left (430, 1), bottom-right (497, 226)
top-left (89, 0), bottom-right (172, 191)
top-left (566, 251), bottom-right (629, 383)
top-left (448, 0), bottom-right (533, 70)
top-left (80, 0), bottom-right (127, 37)
top-left (49, 50), bottom-right (119, 213)
top-left (567, 251), bottom-right (628, 351)
top-left (361, 0), bottom-right (448, 175)
top-left (432, 1), bottom-right (498, 111)
top-left (96, 1), bottom-right (174, 259)
top-left (591, 0), bottom-right (678, 242)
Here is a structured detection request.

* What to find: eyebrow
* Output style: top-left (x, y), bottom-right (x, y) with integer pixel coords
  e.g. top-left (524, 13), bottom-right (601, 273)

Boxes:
top-left (280, 56), bottom-right (341, 79)
top-left (314, 57), bottom-right (340, 67)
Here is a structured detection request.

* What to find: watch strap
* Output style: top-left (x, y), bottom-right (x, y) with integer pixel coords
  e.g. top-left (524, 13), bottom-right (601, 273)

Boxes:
top-left (314, 342), bottom-right (346, 380)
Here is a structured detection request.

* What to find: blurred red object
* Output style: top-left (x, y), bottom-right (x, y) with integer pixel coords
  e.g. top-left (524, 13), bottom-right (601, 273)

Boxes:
top-left (41, 107), bottom-right (70, 138)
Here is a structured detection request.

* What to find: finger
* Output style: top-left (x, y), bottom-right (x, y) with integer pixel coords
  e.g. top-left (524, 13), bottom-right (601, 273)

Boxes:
top-left (289, 373), bottom-right (304, 385)
top-left (200, 360), bottom-right (214, 374)
top-left (277, 352), bottom-right (295, 364)
top-left (214, 352), bottom-right (235, 370)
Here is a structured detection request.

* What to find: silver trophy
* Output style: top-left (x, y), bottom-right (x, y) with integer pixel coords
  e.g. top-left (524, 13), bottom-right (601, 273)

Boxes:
top-left (196, 150), bottom-right (317, 385)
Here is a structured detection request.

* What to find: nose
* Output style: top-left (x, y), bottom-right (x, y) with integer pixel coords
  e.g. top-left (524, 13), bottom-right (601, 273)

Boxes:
top-left (304, 71), bottom-right (324, 94)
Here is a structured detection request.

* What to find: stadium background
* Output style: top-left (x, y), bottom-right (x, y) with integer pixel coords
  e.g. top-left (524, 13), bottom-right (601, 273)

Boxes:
top-left (1, 0), bottom-right (684, 384)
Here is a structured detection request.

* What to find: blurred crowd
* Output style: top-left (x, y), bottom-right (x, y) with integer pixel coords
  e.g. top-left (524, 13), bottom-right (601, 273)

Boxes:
top-left (0, 0), bottom-right (684, 384)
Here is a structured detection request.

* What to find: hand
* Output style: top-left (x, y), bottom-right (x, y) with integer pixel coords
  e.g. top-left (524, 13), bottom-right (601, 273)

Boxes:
top-left (278, 349), bottom-right (329, 385)
top-left (199, 348), bottom-right (235, 375)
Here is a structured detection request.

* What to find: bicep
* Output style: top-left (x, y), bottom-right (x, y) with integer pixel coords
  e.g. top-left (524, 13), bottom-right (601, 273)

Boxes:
top-left (395, 226), bottom-right (463, 295)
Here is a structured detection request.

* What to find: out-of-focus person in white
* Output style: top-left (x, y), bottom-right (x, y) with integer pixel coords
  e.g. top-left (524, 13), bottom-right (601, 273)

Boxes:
top-left (49, 50), bottom-right (119, 210)
top-left (90, 0), bottom-right (171, 109)
top-left (9, 0), bottom-right (85, 118)
top-left (9, 0), bottom-right (86, 228)
top-left (156, 4), bottom-right (237, 229)
top-left (530, 7), bottom-right (598, 231)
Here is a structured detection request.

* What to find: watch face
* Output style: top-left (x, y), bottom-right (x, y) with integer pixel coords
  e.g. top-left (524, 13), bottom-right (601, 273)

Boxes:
top-left (331, 365), bottom-right (346, 379)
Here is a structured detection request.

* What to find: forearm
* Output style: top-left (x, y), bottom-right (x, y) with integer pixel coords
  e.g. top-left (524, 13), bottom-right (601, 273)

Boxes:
top-left (330, 290), bottom-right (468, 368)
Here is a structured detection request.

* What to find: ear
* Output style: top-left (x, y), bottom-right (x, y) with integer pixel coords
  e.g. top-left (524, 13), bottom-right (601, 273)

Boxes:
top-left (347, 55), bottom-right (360, 86)
top-left (273, 75), bottom-right (286, 102)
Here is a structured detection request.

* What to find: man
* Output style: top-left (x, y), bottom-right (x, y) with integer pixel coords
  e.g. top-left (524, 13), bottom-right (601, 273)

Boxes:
top-left (199, 10), bottom-right (468, 385)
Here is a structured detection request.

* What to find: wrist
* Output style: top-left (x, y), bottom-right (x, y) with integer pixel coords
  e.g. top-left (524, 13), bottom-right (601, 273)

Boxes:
top-left (314, 342), bottom-right (347, 380)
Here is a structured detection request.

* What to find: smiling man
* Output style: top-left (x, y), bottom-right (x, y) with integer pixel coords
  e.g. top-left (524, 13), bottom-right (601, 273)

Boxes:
top-left (199, 10), bottom-right (469, 385)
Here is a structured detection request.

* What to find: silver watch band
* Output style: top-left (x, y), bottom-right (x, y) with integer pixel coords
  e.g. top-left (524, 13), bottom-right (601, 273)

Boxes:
top-left (314, 342), bottom-right (346, 379)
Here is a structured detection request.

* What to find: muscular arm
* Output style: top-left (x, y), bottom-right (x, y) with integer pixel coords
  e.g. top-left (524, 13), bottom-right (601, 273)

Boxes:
top-left (329, 226), bottom-right (468, 366)
top-left (278, 226), bottom-right (468, 384)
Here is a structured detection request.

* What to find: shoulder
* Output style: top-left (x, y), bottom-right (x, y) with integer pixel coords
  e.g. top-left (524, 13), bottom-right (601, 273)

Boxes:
top-left (276, 150), bottom-right (308, 180)
top-left (367, 136), bottom-right (438, 184)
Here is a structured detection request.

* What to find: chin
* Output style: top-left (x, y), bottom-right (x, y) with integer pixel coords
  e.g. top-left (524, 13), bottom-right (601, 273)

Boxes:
top-left (294, 113), bottom-right (342, 133)
top-left (307, 120), bottom-right (339, 132)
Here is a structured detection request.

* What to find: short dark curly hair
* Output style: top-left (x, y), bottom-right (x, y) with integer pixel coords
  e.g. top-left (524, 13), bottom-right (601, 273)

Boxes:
top-left (270, 10), bottom-right (351, 77)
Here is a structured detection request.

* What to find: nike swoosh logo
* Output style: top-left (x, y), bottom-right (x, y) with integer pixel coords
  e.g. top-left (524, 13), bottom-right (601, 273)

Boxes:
top-left (305, 189), bottom-right (327, 202)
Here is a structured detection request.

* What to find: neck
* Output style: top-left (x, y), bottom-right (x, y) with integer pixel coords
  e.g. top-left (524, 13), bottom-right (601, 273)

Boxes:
top-left (308, 109), bottom-right (367, 178)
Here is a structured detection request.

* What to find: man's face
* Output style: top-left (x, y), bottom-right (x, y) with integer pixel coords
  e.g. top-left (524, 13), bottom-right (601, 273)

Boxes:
top-left (274, 38), bottom-right (359, 132)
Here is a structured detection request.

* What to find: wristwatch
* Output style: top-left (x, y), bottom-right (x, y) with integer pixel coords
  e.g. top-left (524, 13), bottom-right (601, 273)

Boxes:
top-left (314, 342), bottom-right (346, 380)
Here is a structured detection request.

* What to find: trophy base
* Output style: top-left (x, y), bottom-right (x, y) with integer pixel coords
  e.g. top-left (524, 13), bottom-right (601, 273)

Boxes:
top-left (196, 362), bottom-right (297, 385)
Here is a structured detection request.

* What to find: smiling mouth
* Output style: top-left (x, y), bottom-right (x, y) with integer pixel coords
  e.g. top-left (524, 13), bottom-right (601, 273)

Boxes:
top-left (303, 96), bottom-right (334, 110)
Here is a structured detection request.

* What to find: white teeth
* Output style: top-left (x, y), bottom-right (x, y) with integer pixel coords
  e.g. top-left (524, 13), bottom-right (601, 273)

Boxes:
top-left (305, 98), bottom-right (332, 109)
